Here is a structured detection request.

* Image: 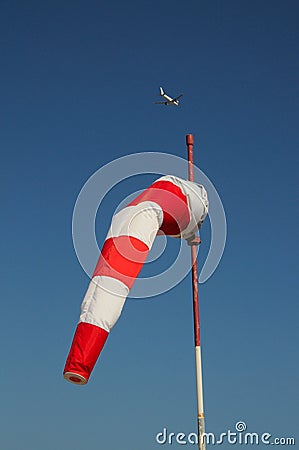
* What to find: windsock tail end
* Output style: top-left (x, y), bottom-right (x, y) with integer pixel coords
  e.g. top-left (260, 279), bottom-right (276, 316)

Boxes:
top-left (63, 322), bottom-right (109, 385)
top-left (64, 371), bottom-right (88, 385)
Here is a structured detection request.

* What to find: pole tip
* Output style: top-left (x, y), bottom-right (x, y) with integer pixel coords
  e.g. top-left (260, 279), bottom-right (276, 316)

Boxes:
top-left (186, 134), bottom-right (194, 145)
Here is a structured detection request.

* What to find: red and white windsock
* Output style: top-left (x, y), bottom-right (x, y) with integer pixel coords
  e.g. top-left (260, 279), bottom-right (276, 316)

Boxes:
top-left (64, 175), bottom-right (208, 384)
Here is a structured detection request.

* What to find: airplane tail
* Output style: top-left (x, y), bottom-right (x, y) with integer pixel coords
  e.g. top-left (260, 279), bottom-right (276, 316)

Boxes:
top-left (160, 87), bottom-right (164, 96)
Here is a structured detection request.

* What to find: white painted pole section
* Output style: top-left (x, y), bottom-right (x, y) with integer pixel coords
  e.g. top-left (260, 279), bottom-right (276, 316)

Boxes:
top-left (195, 346), bottom-right (204, 413)
top-left (195, 346), bottom-right (206, 450)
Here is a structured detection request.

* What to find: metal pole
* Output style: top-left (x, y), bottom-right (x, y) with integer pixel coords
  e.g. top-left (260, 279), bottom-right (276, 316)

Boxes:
top-left (186, 134), bottom-right (206, 450)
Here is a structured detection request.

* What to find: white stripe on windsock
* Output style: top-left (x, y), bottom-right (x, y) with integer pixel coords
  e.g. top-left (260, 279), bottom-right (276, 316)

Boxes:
top-left (80, 275), bottom-right (129, 332)
top-left (107, 201), bottom-right (164, 248)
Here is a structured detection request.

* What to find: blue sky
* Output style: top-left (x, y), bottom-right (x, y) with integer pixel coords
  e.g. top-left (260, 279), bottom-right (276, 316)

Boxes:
top-left (1, 1), bottom-right (298, 449)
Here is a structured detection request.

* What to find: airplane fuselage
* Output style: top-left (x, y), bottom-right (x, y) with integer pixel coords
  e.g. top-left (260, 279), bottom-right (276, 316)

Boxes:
top-left (161, 93), bottom-right (179, 106)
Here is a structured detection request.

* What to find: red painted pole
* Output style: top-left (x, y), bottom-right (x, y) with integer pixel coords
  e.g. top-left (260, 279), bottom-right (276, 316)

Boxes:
top-left (186, 134), bottom-right (201, 347)
top-left (186, 134), bottom-right (206, 450)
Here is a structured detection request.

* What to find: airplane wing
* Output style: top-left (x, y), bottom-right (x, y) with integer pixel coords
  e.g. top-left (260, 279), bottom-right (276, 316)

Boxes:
top-left (154, 101), bottom-right (168, 105)
top-left (173, 94), bottom-right (183, 101)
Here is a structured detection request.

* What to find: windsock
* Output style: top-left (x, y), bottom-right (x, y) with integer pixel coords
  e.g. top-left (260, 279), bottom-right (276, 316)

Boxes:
top-left (64, 175), bottom-right (208, 384)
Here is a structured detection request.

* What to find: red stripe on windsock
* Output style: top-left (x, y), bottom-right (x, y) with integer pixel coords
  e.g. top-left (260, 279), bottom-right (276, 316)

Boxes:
top-left (127, 180), bottom-right (190, 236)
top-left (93, 236), bottom-right (149, 289)
top-left (63, 322), bottom-right (108, 384)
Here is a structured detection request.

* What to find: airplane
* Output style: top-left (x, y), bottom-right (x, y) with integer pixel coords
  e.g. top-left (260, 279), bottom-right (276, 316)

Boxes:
top-left (154, 87), bottom-right (183, 106)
